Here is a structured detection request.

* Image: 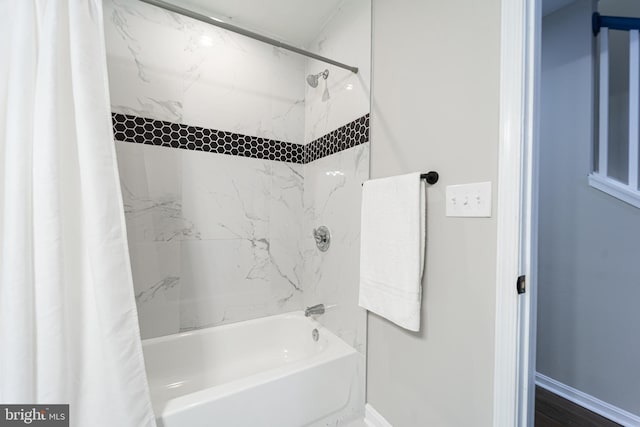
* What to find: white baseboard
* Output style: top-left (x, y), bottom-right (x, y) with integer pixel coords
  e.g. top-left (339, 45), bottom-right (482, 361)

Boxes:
top-left (536, 373), bottom-right (640, 427)
top-left (364, 404), bottom-right (393, 427)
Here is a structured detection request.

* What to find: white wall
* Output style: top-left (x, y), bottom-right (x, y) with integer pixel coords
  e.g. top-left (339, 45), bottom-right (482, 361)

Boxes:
top-left (367, 1), bottom-right (501, 426)
top-left (537, 0), bottom-right (640, 416)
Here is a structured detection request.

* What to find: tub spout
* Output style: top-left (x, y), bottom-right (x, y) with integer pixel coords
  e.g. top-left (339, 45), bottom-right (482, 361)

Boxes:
top-left (304, 304), bottom-right (325, 317)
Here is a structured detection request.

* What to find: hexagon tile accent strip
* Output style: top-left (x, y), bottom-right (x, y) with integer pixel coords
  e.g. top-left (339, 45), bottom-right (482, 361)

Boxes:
top-left (304, 114), bottom-right (370, 163)
top-left (111, 113), bottom-right (304, 163)
top-left (111, 113), bottom-right (369, 164)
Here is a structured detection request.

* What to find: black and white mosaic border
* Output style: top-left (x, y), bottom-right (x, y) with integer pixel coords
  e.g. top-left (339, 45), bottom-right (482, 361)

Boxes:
top-left (112, 113), bottom-right (369, 164)
top-left (112, 113), bottom-right (304, 163)
top-left (304, 114), bottom-right (369, 163)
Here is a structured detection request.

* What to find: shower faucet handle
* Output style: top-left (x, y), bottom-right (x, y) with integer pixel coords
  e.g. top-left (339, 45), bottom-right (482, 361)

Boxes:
top-left (312, 226), bottom-right (331, 252)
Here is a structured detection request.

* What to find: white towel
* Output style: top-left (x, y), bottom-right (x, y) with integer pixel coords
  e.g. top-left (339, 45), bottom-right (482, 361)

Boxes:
top-left (358, 172), bottom-right (426, 331)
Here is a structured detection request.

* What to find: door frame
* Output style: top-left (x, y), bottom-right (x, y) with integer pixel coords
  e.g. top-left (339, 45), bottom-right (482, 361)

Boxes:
top-left (493, 0), bottom-right (541, 425)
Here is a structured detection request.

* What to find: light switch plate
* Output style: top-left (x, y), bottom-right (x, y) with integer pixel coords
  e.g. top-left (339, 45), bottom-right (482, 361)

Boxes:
top-left (446, 182), bottom-right (492, 217)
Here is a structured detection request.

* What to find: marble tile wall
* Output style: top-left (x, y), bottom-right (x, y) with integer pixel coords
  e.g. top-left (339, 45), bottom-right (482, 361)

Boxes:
top-left (302, 143), bottom-right (369, 353)
top-left (304, 0), bottom-right (372, 143)
top-left (303, 0), bottom-right (371, 354)
top-left (116, 142), bottom-right (304, 338)
top-left (104, 0), bottom-right (305, 144)
top-left (105, 0), bottom-right (371, 368)
top-left (105, 0), bottom-right (306, 338)
top-left (302, 2), bottom-right (371, 423)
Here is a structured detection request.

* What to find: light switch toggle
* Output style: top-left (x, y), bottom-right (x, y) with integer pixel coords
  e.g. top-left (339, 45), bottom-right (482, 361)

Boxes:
top-left (445, 182), bottom-right (492, 217)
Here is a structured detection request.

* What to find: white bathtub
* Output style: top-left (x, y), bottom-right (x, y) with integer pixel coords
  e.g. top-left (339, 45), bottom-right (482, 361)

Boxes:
top-left (142, 311), bottom-right (361, 427)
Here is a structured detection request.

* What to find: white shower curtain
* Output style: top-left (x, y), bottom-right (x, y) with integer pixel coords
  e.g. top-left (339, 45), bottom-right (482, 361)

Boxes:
top-left (0, 1), bottom-right (156, 426)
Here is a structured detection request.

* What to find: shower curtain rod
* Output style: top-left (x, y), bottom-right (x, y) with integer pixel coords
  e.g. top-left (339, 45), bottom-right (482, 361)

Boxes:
top-left (139, 0), bottom-right (359, 74)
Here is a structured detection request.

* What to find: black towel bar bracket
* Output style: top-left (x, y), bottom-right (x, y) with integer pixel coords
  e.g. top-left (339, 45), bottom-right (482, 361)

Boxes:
top-left (421, 171), bottom-right (439, 185)
top-left (362, 171), bottom-right (439, 186)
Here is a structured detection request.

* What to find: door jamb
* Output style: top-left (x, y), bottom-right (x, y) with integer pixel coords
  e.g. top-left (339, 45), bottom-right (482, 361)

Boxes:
top-left (493, 0), bottom-right (540, 425)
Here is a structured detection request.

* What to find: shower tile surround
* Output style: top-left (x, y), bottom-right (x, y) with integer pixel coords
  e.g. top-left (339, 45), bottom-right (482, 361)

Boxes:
top-left (106, 0), bottom-right (369, 382)
top-left (107, 0), bottom-right (370, 422)
top-left (113, 112), bottom-right (370, 339)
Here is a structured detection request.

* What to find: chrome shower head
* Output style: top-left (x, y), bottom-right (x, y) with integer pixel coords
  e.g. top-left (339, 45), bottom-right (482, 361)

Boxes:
top-left (306, 74), bottom-right (319, 88)
top-left (306, 69), bottom-right (329, 88)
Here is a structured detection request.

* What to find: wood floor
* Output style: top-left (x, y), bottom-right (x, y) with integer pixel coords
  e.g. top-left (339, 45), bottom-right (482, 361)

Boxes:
top-left (535, 386), bottom-right (622, 427)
